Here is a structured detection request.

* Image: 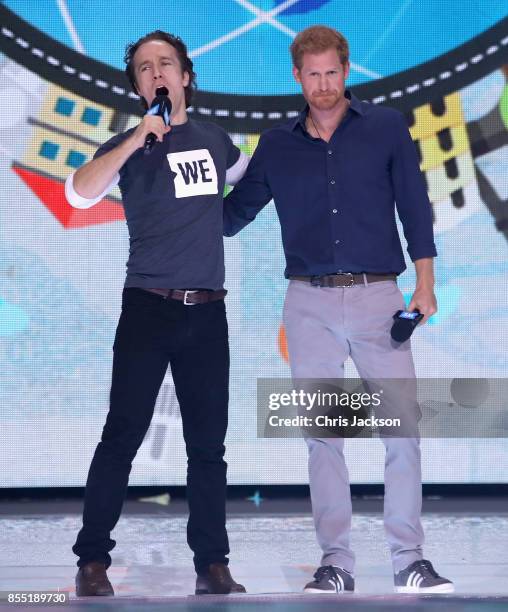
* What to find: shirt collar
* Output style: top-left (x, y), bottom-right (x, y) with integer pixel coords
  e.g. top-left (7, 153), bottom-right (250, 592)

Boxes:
top-left (292, 90), bottom-right (364, 132)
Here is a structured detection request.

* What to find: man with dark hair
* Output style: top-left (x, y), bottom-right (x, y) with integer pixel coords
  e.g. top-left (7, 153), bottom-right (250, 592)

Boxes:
top-left (124, 30), bottom-right (197, 109)
top-left (66, 30), bottom-right (248, 597)
top-left (224, 25), bottom-right (453, 595)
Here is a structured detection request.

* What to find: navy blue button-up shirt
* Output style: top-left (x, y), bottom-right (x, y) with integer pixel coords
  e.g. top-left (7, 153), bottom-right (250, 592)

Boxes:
top-left (223, 91), bottom-right (436, 277)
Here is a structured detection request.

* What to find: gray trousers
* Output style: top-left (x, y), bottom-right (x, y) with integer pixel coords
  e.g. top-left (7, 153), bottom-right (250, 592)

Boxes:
top-left (282, 279), bottom-right (424, 574)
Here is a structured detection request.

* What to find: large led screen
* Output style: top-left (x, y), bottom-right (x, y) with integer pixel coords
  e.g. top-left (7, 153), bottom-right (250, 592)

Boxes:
top-left (0, 0), bottom-right (507, 486)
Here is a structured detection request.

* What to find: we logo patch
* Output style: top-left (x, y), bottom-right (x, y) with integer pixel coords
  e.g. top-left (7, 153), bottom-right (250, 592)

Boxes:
top-left (167, 149), bottom-right (218, 198)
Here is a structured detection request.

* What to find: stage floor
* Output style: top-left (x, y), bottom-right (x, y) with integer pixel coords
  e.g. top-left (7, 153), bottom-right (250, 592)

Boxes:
top-left (0, 497), bottom-right (507, 610)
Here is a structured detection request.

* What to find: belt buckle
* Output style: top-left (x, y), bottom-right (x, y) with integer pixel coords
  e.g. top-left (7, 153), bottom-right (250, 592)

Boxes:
top-left (183, 290), bottom-right (199, 305)
top-left (336, 272), bottom-right (355, 288)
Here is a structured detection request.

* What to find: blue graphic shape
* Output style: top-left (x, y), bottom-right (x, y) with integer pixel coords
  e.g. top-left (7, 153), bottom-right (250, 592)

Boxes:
top-left (402, 285), bottom-right (461, 326)
top-left (39, 141), bottom-right (59, 161)
top-left (273, 0), bottom-right (332, 14)
top-left (81, 107), bottom-right (102, 126)
top-left (66, 150), bottom-right (87, 169)
top-left (0, 299), bottom-right (30, 336)
top-left (55, 97), bottom-right (75, 117)
top-left (247, 490), bottom-right (264, 507)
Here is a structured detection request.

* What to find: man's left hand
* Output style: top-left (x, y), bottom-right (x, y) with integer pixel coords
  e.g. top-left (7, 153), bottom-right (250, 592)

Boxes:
top-left (407, 287), bottom-right (437, 324)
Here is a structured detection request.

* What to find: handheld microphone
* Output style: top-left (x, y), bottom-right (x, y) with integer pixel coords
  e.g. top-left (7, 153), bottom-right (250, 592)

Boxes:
top-left (390, 309), bottom-right (424, 343)
top-left (144, 86), bottom-right (171, 155)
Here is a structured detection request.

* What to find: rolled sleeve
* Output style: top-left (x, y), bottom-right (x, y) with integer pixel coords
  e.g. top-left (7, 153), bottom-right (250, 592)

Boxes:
top-left (65, 171), bottom-right (119, 209)
top-left (391, 113), bottom-right (437, 261)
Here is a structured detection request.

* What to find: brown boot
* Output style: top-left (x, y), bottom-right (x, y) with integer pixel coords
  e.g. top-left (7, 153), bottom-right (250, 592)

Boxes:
top-left (75, 561), bottom-right (114, 596)
top-left (195, 562), bottom-right (246, 595)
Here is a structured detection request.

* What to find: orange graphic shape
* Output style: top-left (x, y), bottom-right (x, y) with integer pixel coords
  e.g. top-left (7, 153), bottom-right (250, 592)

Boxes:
top-left (278, 324), bottom-right (289, 363)
top-left (13, 165), bottom-right (125, 228)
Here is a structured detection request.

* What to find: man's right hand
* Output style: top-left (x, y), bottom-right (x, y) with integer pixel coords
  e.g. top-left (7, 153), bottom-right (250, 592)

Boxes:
top-left (128, 115), bottom-right (172, 151)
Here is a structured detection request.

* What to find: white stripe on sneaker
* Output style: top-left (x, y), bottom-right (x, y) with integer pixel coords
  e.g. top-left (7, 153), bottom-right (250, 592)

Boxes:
top-left (337, 575), bottom-right (344, 592)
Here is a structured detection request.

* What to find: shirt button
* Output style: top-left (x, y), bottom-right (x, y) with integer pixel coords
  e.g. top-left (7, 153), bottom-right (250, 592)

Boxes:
top-left (335, 239), bottom-right (340, 244)
top-left (330, 179), bottom-right (336, 185)
top-left (328, 150), bottom-right (333, 155)
top-left (332, 209), bottom-right (338, 214)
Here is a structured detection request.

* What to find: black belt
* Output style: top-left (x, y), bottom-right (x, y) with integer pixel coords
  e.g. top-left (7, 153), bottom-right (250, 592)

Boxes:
top-left (289, 273), bottom-right (397, 288)
top-left (144, 288), bottom-right (227, 305)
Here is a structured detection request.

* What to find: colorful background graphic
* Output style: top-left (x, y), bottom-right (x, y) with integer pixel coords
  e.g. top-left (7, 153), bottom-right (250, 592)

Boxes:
top-left (0, 0), bottom-right (507, 486)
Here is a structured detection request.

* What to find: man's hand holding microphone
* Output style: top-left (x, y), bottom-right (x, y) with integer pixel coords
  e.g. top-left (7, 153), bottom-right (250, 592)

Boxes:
top-left (71, 87), bottom-right (172, 200)
top-left (132, 86), bottom-right (172, 154)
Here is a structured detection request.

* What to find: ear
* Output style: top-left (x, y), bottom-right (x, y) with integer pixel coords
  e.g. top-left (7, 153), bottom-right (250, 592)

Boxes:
top-left (183, 70), bottom-right (190, 88)
top-left (343, 61), bottom-right (350, 81)
top-left (292, 65), bottom-right (301, 83)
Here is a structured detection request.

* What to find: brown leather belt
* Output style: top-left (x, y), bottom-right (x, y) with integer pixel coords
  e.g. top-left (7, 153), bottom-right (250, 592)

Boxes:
top-left (144, 288), bottom-right (227, 305)
top-left (289, 273), bottom-right (397, 288)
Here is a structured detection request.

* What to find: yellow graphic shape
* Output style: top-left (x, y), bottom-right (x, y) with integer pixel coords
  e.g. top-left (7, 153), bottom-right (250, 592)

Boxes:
top-left (246, 134), bottom-right (260, 156)
top-left (22, 84), bottom-right (122, 199)
top-left (40, 85), bottom-right (116, 146)
top-left (418, 123), bottom-right (469, 173)
top-left (24, 125), bottom-right (95, 180)
top-left (409, 92), bottom-right (464, 141)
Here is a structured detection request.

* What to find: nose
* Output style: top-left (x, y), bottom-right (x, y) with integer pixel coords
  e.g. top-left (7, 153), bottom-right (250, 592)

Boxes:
top-left (153, 73), bottom-right (162, 80)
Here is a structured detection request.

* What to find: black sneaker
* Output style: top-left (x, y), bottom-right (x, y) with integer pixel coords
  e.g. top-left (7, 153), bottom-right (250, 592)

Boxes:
top-left (303, 565), bottom-right (354, 594)
top-left (394, 559), bottom-right (454, 593)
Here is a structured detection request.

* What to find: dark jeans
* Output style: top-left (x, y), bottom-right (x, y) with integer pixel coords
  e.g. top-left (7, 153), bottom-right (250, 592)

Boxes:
top-left (73, 288), bottom-right (230, 573)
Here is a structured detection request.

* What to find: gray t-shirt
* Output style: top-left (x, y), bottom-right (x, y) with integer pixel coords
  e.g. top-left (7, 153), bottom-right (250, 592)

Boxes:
top-left (95, 119), bottom-right (240, 290)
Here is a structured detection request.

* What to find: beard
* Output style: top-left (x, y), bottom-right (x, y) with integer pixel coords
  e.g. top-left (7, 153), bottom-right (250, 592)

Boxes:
top-left (310, 90), bottom-right (341, 110)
